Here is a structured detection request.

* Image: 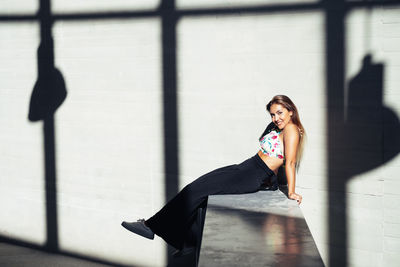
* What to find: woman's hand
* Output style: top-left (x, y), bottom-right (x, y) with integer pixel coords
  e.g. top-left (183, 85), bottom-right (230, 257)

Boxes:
top-left (289, 192), bottom-right (302, 204)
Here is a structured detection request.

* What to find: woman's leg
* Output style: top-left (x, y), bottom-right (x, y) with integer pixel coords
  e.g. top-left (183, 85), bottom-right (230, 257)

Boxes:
top-left (145, 155), bottom-right (273, 249)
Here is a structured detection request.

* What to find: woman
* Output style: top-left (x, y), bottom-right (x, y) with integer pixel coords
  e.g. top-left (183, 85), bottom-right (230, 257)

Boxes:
top-left (122, 95), bottom-right (306, 254)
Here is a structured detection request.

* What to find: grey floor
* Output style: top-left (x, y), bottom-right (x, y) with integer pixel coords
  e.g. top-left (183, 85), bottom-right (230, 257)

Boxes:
top-left (0, 242), bottom-right (116, 267)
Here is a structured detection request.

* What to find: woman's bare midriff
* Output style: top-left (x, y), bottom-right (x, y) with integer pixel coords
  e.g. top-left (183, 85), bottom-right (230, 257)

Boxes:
top-left (257, 150), bottom-right (284, 175)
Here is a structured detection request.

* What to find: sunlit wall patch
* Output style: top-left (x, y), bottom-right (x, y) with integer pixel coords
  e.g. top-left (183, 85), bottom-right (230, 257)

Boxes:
top-left (52, 18), bottom-right (165, 266)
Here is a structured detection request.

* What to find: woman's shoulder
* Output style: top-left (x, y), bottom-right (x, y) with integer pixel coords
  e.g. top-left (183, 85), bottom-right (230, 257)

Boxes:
top-left (283, 124), bottom-right (300, 138)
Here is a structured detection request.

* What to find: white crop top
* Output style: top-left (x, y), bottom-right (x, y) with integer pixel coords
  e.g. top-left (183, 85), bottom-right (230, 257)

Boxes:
top-left (259, 130), bottom-right (284, 159)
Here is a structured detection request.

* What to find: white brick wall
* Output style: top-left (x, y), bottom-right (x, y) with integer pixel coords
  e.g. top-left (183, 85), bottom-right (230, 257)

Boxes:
top-left (1, 2), bottom-right (399, 267)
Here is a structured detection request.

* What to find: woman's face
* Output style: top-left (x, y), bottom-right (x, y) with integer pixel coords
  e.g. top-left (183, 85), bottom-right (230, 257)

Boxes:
top-left (269, 103), bottom-right (293, 130)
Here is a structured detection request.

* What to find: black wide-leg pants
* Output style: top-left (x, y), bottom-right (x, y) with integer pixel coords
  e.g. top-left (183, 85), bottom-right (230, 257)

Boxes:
top-left (146, 154), bottom-right (275, 250)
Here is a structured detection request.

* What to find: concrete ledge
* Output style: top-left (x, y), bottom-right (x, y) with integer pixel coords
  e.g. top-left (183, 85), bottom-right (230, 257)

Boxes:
top-left (199, 190), bottom-right (324, 267)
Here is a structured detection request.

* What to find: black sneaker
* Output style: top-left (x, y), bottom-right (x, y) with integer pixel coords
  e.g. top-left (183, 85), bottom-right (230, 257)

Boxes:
top-left (121, 219), bottom-right (154, 240)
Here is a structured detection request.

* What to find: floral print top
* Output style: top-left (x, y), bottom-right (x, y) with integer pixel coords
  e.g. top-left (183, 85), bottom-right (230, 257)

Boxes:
top-left (259, 130), bottom-right (284, 159)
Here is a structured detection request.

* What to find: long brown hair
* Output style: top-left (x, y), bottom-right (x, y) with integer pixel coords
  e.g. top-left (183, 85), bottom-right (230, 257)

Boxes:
top-left (266, 95), bottom-right (306, 168)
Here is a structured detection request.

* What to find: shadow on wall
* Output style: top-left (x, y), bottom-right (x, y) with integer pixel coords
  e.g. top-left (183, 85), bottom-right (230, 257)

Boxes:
top-left (27, 0), bottom-right (67, 253)
top-left (158, 0), bottom-right (181, 263)
top-left (28, 43), bottom-right (67, 122)
top-left (346, 55), bottom-right (400, 167)
top-left (333, 54), bottom-right (400, 179)
top-left (328, 53), bottom-right (400, 266)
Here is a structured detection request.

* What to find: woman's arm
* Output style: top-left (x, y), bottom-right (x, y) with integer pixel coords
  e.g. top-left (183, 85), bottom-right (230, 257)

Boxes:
top-left (283, 124), bottom-right (302, 204)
